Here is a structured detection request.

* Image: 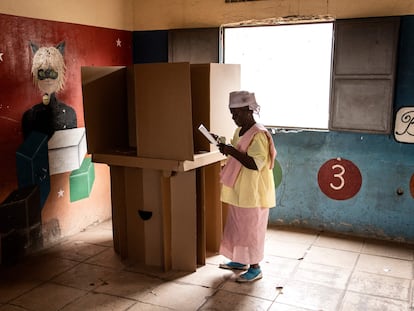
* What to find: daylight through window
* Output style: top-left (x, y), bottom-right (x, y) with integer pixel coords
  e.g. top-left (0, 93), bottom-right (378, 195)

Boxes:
top-left (223, 22), bottom-right (334, 130)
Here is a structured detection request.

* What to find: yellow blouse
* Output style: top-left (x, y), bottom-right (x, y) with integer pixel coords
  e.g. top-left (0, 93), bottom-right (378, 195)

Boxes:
top-left (221, 127), bottom-right (276, 208)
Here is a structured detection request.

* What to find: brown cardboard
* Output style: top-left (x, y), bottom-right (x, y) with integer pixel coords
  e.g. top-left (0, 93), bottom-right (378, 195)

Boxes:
top-left (142, 169), bottom-right (163, 267)
top-left (81, 66), bottom-right (131, 154)
top-left (204, 162), bottom-right (222, 252)
top-left (191, 63), bottom-right (241, 152)
top-left (124, 167), bottom-right (145, 262)
top-left (82, 63), bottom-right (240, 162)
top-left (170, 170), bottom-right (197, 271)
top-left (134, 63), bottom-right (194, 161)
top-left (109, 166), bottom-right (128, 258)
top-left (81, 63), bottom-right (240, 272)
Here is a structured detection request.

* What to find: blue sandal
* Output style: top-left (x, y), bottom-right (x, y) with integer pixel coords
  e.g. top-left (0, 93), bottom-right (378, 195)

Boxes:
top-left (236, 267), bottom-right (263, 282)
top-left (219, 261), bottom-right (249, 270)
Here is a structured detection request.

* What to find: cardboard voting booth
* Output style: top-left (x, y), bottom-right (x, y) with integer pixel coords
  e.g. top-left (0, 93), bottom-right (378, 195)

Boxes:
top-left (81, 62), bottom-right (240, 271)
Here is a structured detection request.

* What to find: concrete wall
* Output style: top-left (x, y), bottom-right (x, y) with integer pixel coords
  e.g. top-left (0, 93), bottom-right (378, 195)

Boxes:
top-left (1, 0), bottom-right (414, 31)
top-left (2, 1), bottom-right (414, 245)
top-left (0, 0), bottom-right (134, 30)
top-left (133, 0), bottom-right (414, 30)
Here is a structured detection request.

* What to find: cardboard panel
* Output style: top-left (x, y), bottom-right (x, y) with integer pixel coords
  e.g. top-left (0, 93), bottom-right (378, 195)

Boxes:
top-left (191, 64), bottom-right (241, 152)
top-left (190, 64), bottom-right (211, 152)
top-left (124, 168), bottom-right (145, 262)
top-left (81, 66), bottom-right (131, 154)
top-left (196, 168), bottom-right (205, 266)
top-left (109, 166), bottom-right (128, 257)
top-left (134, 63), bottom-right (194, 161)
top-left (170, 170), bottom-right (197, 271)
top-left (142, 169), bottom-right (163, 267)
top-left (161, 175), bottom-right (172, 271)
top-left (203, 162), bottom-right (222, 252)
top-left (209, 64), bottom-right (241, 145)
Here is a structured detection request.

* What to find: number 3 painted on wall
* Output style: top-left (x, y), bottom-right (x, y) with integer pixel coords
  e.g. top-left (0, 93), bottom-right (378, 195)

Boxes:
top-left (330, 164), bottom-right (345, 190)
top-left (318, 158), bottom-right (362, 200)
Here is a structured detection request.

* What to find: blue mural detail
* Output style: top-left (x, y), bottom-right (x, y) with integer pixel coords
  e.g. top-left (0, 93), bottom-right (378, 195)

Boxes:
top-left (270, 130), bottom-right (414, 242)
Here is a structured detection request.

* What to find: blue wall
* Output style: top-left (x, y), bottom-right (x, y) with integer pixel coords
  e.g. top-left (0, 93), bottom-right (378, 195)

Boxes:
top-left (270, 16), bottom-right (414, 243)
top-left (131, 17), bottom-right (414, 242)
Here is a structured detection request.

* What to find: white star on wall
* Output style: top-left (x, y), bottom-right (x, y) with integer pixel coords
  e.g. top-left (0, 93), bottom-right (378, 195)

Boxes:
top-left (58, 189), bottom-right (64, 198)
top-left (0, 52), bottom-right (3, 62)
top-left (116, 38), bottom-right (122, 47)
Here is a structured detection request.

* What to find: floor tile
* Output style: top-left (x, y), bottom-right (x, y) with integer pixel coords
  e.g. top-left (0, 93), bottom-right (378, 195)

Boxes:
top-left (10, 283), bottom-right (86, 311)
top-left (362, 240), bottom-right (414, 260)
top-left (60, 292), bottom-right (135, 311)
top-left (66, 227), bottom-right (113, 247)
top-left (293, 261), bottom-right (352, 289)
top-left (173, 263), bottom-right (232, 288)
top-left (127, 302), bottom-right (173, 310)
top-left (266, 227), bottom-right (319, 245)
top-left (138, 281), bottom-right (216, 310)
top-left (221, 273), bottom-right (283, 301)
top-left (51, 262), bottom-right (119, 290)
top-left (264, 239), bottom-right (310, 259)
top-left (94, 270), bottom-right (164, 300)
top-left (275, 279), bottom-right (344, 311)
top-left (304, 246), bottom-right (359, 268)
top-left (261, 255), bottom-right (300, 279)
top-left (85, 248), bottom-right (128, 270)
top-left (4, 219), bottom-right (414, 311)
top-left (12, 254), bottom-right (78, 281)
top-left (348, 270), bottom-right (410, 301)
top-left (205, 252), bottom-right (227, 266)
top-left (125, 262), bottom-right (186, 280)
top-left (315, 233), bottom-right (364, 252)
top-left (0, 304), bottom-right (29, 311)
top-left (269, 302), bottom-right (314, 310)
top-left (355, 253), bottom-right (412, 279)
top-left (199, 289), bottom-right (273, 311)
top-left (45, 240), bottom-right (109, 262)
top-left (0, 278), bottom-right (42, 304)
top-left (340, 291), bottom-right (409, 311)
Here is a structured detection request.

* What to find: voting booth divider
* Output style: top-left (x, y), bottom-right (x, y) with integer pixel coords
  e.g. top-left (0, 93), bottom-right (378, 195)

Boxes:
top-left (81, 63), bottom-right (240, 271)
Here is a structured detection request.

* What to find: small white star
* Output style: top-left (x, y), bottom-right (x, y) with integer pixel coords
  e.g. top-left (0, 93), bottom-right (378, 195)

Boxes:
top-left (58, 189), bottom-right (64, 198)
top-left (0, 53), bottom-right (3, 62)
top-left (116, 38), bottom-right (122, 47)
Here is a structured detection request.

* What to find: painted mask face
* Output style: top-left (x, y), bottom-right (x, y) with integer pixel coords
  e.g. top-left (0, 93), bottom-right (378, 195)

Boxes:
top-left (31, 42), bottom-right (66, 97)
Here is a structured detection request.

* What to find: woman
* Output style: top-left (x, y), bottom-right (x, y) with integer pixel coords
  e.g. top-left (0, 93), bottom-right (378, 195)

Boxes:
top-left (217, 90), bottom-right (276, 283)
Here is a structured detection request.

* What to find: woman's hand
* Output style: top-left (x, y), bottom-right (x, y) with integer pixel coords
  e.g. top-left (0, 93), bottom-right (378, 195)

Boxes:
top-left (218, 143), bottom-right (232, 156)
top-left (210, 133), bottom-right (219, 141)
top-left (218, 143), bottom-right (258, 170)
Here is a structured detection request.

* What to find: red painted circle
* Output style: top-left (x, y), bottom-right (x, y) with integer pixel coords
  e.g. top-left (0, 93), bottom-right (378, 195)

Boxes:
top-left (410, 174), bottom-right (414, 199)
top-left (317, 158), bottom-right (362, 200)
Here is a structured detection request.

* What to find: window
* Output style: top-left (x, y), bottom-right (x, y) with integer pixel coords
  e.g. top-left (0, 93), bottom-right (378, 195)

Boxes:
top-left (222, 22), bottom-right (334, 130)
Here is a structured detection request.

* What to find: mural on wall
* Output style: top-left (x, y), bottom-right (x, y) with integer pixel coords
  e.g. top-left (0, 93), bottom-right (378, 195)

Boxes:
top-left (317, 157), bottom-right (362, 200)
top-left (411, 174), bottom-right (414, 198)
top-left (394, 107), bottom-right (414, 143)
top-left (22, 41), bottom-right (77, 139)
top-left (0, 13), bottom-right (132, 262)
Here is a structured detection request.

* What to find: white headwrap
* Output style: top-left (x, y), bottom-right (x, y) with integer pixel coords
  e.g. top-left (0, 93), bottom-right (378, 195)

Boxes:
top-left (229, 91), bottom-right (260, 114)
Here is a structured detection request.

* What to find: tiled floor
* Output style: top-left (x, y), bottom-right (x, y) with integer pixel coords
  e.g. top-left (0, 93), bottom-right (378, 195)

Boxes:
top-left (1, 219), bottom-right (414, 311)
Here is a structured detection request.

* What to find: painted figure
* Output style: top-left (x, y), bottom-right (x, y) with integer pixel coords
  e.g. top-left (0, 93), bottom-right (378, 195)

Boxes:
top-left (22, 41), bottom-right (77, 139)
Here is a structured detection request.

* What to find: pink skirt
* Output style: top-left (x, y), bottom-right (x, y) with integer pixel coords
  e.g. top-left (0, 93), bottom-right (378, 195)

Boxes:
top-left (219, 205), bottom-right (269, 264)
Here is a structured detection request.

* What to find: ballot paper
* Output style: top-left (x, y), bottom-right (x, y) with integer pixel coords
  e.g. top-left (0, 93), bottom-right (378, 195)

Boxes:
top-left (198, 124), bottom-right (218, 145)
